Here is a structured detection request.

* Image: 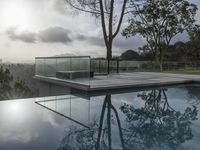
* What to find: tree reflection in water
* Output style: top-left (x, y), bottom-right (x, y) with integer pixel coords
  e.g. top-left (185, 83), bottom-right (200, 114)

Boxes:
top-left (185, 85), bottom-right (200, 105)
top-left (121, 89), bottom-right (198, 150)
top-left (58, 94), bottom-right (124, 150)
top-left (58, 89), bottom-right (198, 150)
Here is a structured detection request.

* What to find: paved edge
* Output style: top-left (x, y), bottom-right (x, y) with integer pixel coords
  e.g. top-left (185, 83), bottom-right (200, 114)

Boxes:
top-left (34, 75), bottom-right (200, 92)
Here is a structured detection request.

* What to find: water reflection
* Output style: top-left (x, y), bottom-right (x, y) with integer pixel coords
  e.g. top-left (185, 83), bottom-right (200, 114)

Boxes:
top-left (121, 89), bottom-right (198, 150)
top-left (36, 87), bottom-right (199, 150)
top-left (185, 85), bottom-right (200, 105)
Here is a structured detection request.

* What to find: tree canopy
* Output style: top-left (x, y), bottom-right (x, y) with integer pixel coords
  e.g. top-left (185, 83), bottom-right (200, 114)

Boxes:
top-left (122, 0), bottom-right (198, 71)
top-left (0, 67), bottom-right (36, 100)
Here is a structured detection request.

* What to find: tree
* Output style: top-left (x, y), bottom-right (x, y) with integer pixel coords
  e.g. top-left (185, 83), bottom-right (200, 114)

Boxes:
top-left (122, 0), bottom-right (198, 71)
top-left (13, 78), bottom-right (34, 99)
top-left (168, 41), bottom-right (188, 61)
top-left (0, 67), bottom-right (13, 100)
top-left (0, 67), bottom-right (36, 100)
top-left (189, 25), bottom-right (200, 42)
top-left (65, 0), bottom-right (129, 73)
top-left (187, 25), bottom-right (200, 60)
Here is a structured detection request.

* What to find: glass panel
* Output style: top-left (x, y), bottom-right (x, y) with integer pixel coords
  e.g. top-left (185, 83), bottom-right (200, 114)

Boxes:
top-left (110, 60), bottom-right (117, 73)
top-left (56, 58), bottom-right (70, 72)
top-left (35, 59), bottom-right (45, 76)
top-left (35, 56), bottom-right (91, 86)
top-left (57, 97), bottom-right (70, 116)
top-left (99, 60), bottom-right (108, 74)
top-left (71, 97), bottom-right (90, 126)
top-left (70, 57), bottom-right (90, 81)
top-left (119, 61), bottom-right (139, 72)
top-left (91, 59), bottom-right (100, 73)
top-left (44, 58), bottom-right (57, 77)
top-left (71, 57), bottom-right (89, 72)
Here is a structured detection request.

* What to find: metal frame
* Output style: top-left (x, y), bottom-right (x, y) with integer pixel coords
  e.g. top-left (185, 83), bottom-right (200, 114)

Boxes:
top-left (35, 56), bottom-right (90, 59)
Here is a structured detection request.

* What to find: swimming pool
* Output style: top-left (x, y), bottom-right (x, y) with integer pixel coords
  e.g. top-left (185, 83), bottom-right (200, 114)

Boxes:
top-left (0, 84), bottom-right (200, 149)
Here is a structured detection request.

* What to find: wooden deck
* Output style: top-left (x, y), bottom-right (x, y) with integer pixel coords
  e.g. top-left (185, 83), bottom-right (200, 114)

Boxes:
top-left (35, 72), bottom-right (200, 91)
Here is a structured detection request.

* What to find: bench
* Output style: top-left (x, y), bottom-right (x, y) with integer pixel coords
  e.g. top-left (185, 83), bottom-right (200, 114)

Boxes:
top-left (56, 71), bottom-right (94, 80)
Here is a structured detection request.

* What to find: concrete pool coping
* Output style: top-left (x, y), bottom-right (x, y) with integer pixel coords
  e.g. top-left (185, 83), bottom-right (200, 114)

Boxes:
top-left (34, 72), bottom-right (200, 92)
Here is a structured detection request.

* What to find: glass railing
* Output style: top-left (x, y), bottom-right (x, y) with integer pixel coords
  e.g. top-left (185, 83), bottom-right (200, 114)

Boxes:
top-left (90, 59), bottom-right (141, 74)
top-left (36, 56), bottom-right (200, 87)
top-left (35, 56), bottom-right (91, 85)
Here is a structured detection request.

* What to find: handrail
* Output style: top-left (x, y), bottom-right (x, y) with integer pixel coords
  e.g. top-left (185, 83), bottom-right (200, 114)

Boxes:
top-left (35, 56), bottom-right (91, 59)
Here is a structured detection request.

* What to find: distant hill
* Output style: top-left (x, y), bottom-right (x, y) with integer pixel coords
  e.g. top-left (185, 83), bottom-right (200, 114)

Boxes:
top-left (120, 50), bottom-right (140, 60)
top-left (53, 53), bottom-right (75, 57)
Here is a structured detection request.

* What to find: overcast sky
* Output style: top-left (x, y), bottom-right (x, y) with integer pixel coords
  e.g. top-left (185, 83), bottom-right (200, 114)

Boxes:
top-left (0, 0), bottom-right (199, 63)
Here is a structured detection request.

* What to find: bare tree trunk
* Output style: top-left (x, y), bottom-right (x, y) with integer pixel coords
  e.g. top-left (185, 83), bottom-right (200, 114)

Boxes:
top-left (159, 49), bottom-right (163, 72)
top-left (107, 41), bottom-right (112, 74)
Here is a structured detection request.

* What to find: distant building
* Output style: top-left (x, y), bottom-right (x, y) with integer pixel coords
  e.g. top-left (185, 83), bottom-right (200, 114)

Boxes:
top-left (0, 59), bottom-right (2, 64)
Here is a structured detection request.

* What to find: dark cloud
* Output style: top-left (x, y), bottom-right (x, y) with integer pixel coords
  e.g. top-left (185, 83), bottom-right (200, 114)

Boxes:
top-left (76, 34), bottom-right (145, 51)
top-left (38, 27), bottom-right (72, 44)
top-left (6, 28), bottom-right (36, 43)
top-left (87, 37), bottom-right (105, 47)
top-left (113, 36), bottom-right (146, 50)
top-left (76, 34), bottom-right (87, 41)
top-left (6, 26), bottom-right (73, 45)
top-left (76, 34), bottom-right (104, 46)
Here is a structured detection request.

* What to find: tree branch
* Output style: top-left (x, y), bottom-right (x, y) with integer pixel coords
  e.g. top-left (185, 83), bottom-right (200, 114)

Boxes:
top-left (66, 0), bottom-right (101, 14)
top-left (112, 0), bottom-right (128, 39)
top-left (99, 0), bottom-right (109, 48)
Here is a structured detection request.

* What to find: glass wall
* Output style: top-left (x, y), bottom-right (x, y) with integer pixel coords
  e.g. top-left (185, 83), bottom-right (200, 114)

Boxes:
top-left (90, 59), bottom-right (108, 75)
top-left (35, 56), bottom-right (91, 83)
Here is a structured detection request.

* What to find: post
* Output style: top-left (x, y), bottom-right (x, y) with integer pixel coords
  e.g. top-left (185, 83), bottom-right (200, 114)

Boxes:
top-left (107, 59), bottom-right (110, 74)
top-left (117, 59), bottom-right (119, 74)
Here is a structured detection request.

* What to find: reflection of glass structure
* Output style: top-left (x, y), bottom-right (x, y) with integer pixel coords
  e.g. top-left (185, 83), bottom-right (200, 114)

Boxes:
top-left (36, 95), bottom-right (90, 128)
top-left (36, 88), bottom-right (198, 150)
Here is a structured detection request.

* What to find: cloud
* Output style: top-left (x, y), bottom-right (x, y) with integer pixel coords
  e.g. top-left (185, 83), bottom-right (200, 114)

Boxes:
top-left (113, 35), bottom-right (146, 50)
top-left (6, 26), bottom-right (73, 45)
top-left (50, 0), bottom-right (68, 15)
top-left (76, 34), bottom-right (104, 47)
top-left (38, 26), bottom-right (72, 44)
top-left (76, 33), bottom-right (146, 52)
top-left (87, 37), bottom-right (105, 47)
top-left (6, 28), bottom-right (36, 43)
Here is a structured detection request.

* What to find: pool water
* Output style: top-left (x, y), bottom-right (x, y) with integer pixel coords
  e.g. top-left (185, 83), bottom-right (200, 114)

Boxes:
top-left (0, 84), bottom-right (200, 150)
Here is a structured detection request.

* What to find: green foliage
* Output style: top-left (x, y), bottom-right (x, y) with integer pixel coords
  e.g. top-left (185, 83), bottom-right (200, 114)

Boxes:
top-left (13, 78), bottom-right (34, 99)
top-left (0, 67), bottom-right (13, 100)
top-left (0, 67), bottom-right (36, 100)
top-left (122, 0), bottom-right (198, 69)
top-left (164, 25), bottom-right (200, 61)
top-left (188, 25), bottom-right (200, 41)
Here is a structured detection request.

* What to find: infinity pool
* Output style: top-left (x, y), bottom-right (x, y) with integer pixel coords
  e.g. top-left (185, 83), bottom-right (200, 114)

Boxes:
top-left (0, 84), bottom-right (200, 150)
